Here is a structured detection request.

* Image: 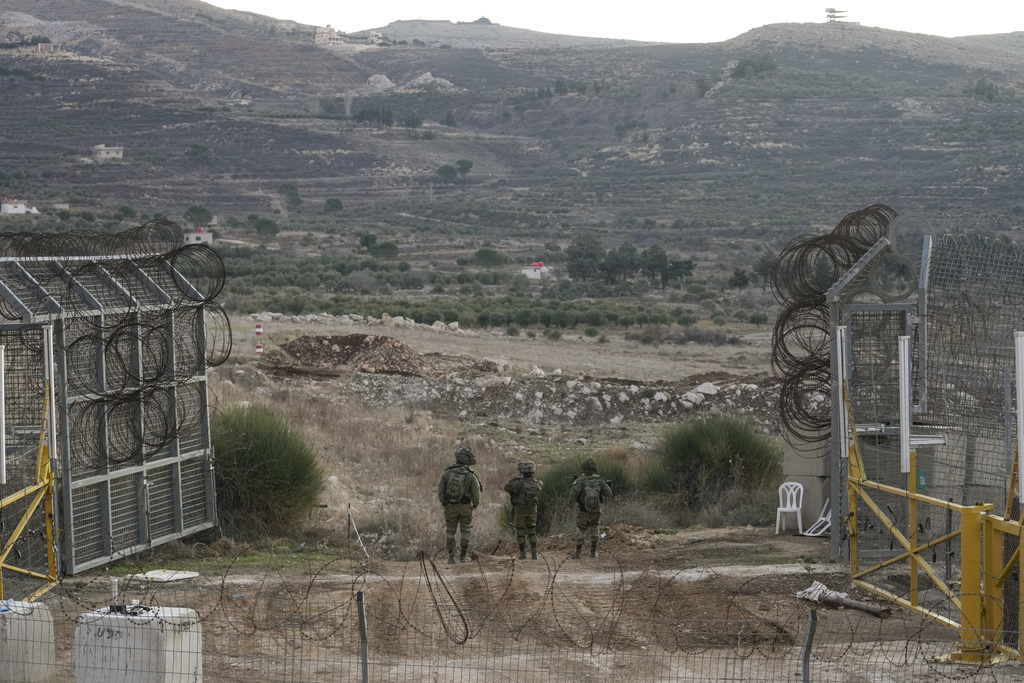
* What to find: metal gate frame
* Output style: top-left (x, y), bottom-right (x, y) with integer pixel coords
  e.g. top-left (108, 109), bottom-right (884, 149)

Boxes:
top-left (1, 252), bottom-right (218, 576)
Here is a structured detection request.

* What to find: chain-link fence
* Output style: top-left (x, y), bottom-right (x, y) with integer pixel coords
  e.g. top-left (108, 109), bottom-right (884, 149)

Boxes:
top-left (4, 556), bottom-right (1023, 682)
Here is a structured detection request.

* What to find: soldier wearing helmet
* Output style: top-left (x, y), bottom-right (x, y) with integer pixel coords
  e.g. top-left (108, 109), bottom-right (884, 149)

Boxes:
top-left (569, 458), bottom-right (612, 559)
top-left (437, 446), bottom-right (482, 564)
top-left (504, 460), bottom-right (543, 560)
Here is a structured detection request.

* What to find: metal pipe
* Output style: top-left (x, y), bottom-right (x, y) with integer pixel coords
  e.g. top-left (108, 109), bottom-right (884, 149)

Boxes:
top-left (0, 345), bottom-right (5, 485)
top-left (357, 590), bottom-right (369, 683)
top-left (801, 609), bottom-right (818, 683)
top-left (1015, 332), bottom-right (1024, 499)
top-left (899, 335), bottom-right (912, 473)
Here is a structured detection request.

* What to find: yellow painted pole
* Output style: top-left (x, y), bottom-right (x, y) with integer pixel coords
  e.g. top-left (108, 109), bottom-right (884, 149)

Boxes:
top-left (909, 448), bottom-right (918, 607)
top-left (982, 515), bottom-right (1002, 646)
top-left (958, 506), bottom-right (986, 661)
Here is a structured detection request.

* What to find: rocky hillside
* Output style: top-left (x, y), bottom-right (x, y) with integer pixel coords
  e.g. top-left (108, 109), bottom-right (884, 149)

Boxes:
top-left (3, 0), bottom-right (1024, 229)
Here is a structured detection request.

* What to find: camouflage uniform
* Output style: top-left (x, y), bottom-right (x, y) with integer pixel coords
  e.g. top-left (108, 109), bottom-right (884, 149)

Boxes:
top-left (504, 461), bottom-right (543, 560)
top-left (437, 447), bottom-right (482, 564)
top-left (569, 458), bottom-right (612, 558)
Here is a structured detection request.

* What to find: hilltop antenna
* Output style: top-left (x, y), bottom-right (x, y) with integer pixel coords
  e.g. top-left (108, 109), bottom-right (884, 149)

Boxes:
top-left (825, 8), bottom-right (847, 22)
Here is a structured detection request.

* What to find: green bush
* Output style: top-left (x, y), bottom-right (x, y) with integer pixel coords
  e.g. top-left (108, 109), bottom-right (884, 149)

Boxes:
top-left (646, 414), bottom-right (782, 512)
top-left (211, 404), bottom-right (324, 537)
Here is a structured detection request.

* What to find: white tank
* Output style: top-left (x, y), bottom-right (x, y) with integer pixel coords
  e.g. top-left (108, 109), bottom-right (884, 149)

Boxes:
top-left (75, 606), bottom-right (201, 683)
top-left (0, 600), bottom-right (56, 683)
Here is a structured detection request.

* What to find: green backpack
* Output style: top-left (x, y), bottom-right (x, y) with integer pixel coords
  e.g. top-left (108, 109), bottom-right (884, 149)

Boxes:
top-left (517, 477), bottom-right (541, 507)
top-left (582, 477), bottom-right (602, 513)
top-left (445, 466), bottom-right (469, 504)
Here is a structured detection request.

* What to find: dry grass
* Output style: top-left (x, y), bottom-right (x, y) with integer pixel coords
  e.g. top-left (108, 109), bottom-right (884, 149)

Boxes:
top-left (210, 379), bottom-right (515, 559)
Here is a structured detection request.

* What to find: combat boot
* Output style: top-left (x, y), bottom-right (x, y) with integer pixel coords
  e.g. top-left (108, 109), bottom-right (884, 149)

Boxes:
top-left (530, 543), bottom-right (538, 560)
top-left (459, 548), bottom-right (468, 563)
top-left (447, 552), bottom-right (456, 565)
top-left (572, 544), bottom-right (582, 560)
top-left (590, 543), bottom-right (598, 558)
top-left (517, 544), bottom-right (527, 560)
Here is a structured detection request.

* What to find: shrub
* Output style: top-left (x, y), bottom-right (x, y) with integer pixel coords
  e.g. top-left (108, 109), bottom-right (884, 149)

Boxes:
top-left (646, 414), bottom-right (782, 513)
top-left (506, 325), bottom-right (520, 337)
top-left (583, 326), bottom-right (600, 337)
top-left (211, 404), bottom-right (325, 537)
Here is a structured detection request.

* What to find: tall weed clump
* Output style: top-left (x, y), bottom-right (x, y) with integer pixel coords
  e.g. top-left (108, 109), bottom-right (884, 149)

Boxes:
top-left (212, 404), bottom-right (325, 537)
top-left (648, 414), bottom-right (783, 526)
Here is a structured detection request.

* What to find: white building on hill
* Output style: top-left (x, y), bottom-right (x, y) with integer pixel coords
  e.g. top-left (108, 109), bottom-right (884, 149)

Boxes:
top-left (1, 199), bottom-right (39, 215)
top-left (521, 262), bottom-right (552, 280)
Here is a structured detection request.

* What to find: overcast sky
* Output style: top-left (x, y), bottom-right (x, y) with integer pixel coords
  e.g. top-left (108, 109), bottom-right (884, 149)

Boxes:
top-left (205, 1), bottom-right (1023, 44)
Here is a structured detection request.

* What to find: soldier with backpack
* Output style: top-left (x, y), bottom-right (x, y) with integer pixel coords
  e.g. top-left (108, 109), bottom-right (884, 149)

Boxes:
top-left (437, 446), bottom-right (482, 564)
top-left (504, 461), bottom-right (543, 560)
top-left (569, 458), bottom-right (612, 559)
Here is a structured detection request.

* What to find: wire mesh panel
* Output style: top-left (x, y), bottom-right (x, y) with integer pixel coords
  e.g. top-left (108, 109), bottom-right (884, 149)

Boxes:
top-left (0, 222), bottom-right (230, 585)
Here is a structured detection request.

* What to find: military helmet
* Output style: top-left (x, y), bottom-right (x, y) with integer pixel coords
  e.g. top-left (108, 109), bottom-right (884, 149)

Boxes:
top-left (581, 457), bottom-right (598, 474)
top-left (517, 460), bottom-right (536, 475)
top-left (455, 446), bottom-right (476, 465)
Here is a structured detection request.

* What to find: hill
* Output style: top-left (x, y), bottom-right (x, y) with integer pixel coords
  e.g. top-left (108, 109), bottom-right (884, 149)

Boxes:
top-left (2, 0), bottom-right (1024, 236)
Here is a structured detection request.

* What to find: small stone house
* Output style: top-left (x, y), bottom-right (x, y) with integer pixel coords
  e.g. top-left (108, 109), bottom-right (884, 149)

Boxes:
top-left (521, 262), bottom-right (552, 280)
top-left (183, 227), bottom-right (214, 245)
top-left (92, 144), bottom-right (123, 160)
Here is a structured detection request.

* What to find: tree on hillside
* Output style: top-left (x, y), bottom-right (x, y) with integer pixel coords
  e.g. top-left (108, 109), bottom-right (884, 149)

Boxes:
top-left (728, 267), bottom-right (751, 292)
top-left (455, 159), bottom-right (473, 182)
top-left (751, 248), bottom-right (777, 292)
top-left (566, 233), bottom-right (606, 281)
top-left (641, 244), bottom-right (669, 288)
top-left (732, 53), bottom-right (777, 79)
top-left (323, 198), bottom-right (344, 214)
top-left (441, 111), bottom-right (456, 127)
top-left (437, 164), bottom-right (458, 183)
top-left (474, 247), bottom-right (506, 268)
top-left (667, 258), bottom-right (696, 285)
top-left (184, 204), bottom-right (213, 227)
top-left (356, 232), bottom-right (378, 251)
top-left (253, 217), bottom-right (280, 240)
top-left (278, 183), bottom-right (301, 209)
top-left (402, 110), bottom-right (424, 129)
top-left (369, 241), bottom-right (399, 259)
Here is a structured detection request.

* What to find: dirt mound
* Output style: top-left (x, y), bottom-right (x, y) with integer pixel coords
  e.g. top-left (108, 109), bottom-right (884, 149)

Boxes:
top-left (282, 334), bottom-right (431, 377)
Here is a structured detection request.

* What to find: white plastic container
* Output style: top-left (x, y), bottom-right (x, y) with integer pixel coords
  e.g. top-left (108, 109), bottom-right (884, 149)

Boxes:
top-left (75, 606), bottom-right (201, 683)
top-left (0, 600), bottom-right (56, 683)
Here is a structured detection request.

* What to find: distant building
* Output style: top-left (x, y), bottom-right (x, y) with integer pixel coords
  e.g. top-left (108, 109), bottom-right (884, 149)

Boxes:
top-left (315, 25), bottom-right (347, 47)
top-left (92, 144), bottom-right (123, 160)
top-left (521, 262), bottom-right (552, 280)
top-left (1, 199), bottom-right (39, 215)
top-left (36, 42), bottom-right (61, 53)
top-left (183, 227), bottom-right (214, 245)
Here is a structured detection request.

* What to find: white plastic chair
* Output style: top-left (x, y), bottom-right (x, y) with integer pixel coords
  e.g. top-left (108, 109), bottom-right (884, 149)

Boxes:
top-left (802, 499), bottom-right (831, 537)
top-left (776, 482), bottom-right (804, 535)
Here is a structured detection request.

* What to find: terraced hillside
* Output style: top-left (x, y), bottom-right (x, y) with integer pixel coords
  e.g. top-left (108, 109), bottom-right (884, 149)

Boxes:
top-left (2, 0), bottom-right (1024, 234)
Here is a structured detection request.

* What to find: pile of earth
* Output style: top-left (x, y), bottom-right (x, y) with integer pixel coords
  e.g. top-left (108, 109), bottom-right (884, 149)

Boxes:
top-left (282, 334), bottom-right (433, 376)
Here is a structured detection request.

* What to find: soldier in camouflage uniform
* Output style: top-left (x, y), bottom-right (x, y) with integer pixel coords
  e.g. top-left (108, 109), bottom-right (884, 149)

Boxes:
top-left (569, 458), bottom-right (612, 559)
top-left (437, 446), bottom-right (482, 564)
top-left (504, 460), bottom-right (543, 560)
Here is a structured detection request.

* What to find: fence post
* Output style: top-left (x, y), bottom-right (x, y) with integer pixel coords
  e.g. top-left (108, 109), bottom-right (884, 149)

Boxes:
top-left (801, 609), bottom-right (818, 683)
top-left (357, 590), bottom-right (368, 683)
